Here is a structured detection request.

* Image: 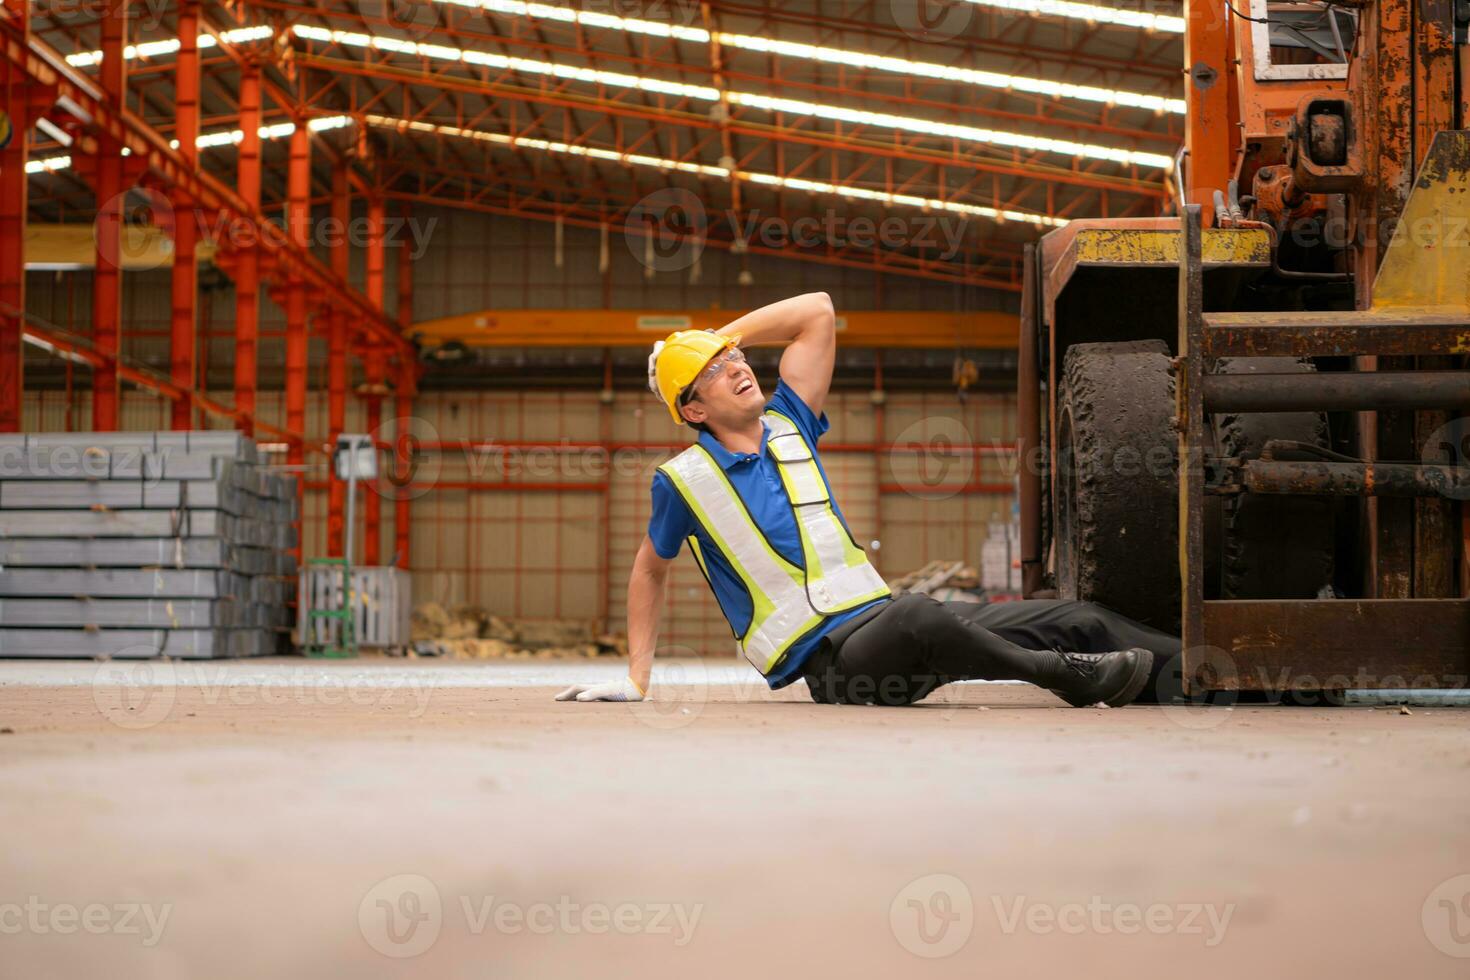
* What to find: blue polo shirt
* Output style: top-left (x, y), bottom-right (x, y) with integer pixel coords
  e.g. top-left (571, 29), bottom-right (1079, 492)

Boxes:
top-left (648, 379), bottom-right (890, 688)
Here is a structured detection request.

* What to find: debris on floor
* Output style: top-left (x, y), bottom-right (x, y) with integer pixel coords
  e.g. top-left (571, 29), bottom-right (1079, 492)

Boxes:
top-left (410, 602), bottom-right (627, 659)
top-left (889, 560), bottom-right (977, 595)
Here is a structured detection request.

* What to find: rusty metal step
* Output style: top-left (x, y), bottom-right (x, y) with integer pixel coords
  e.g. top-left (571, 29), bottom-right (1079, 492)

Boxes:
top-left (1190, 598), bottom-right (1470, 693)
top-left (1202, 308), bottom-right (1470, 357)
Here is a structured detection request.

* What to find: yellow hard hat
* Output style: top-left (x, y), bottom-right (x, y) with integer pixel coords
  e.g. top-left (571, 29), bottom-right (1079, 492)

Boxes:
top-left (648, 330), bottom-right (741, 425)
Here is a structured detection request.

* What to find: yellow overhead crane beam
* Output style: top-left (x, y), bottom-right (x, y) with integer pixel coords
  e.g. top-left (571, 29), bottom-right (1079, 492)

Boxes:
top-left (23, 224), bottom-right (217, 270)
top-left (412, 309), bottom-right (1019, 349)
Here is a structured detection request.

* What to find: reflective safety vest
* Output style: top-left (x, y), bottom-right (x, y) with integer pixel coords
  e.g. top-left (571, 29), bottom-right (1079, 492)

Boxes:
top-left (657, 410), bottom-right (892, 675)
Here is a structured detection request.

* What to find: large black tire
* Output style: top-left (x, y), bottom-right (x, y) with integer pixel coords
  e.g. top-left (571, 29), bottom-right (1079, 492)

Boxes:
top-left (1212, 357), bottom-right (1334, 600)
top-left (1056, 341), bottom-right (1179, 633)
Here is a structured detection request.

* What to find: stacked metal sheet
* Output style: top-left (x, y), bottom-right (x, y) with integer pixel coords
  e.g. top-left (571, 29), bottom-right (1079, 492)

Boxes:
top-left (0, 431), bottom-right (299, 659)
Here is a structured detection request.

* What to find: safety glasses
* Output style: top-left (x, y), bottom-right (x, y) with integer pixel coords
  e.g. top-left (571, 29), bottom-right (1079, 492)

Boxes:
top-left (683, 347), bottom-right (746, 403)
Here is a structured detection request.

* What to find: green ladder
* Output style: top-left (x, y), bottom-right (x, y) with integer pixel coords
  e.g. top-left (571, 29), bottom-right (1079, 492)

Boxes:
top-left (305, 557), bottom-right (357, 658)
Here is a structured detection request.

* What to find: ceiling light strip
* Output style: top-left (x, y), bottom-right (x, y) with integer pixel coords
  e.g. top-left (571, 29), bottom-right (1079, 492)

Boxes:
top-left (293, 26), bottom-right (1170, 169)
top-left (362, 113), bottom-right (1067, 226)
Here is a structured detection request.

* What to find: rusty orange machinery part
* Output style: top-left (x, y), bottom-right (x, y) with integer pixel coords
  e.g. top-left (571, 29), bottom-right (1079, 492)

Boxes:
top-left (1187, 0), bottom-right (1467, 238)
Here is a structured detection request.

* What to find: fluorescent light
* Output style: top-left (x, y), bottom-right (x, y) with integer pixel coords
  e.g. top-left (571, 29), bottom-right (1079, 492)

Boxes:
top-left (718, 34), bottom-right (1184, 114)
top-left (297, 26), bottom-right (1168, 169)
top-left (37, 115), bottom-right (351, 169)
top-left (451, 0), bottom-right (1184, 113)
top-left (958, 0), bottom-right (1185, 32)
top-left (23, 333), bottom-right (91, 364)
top-left (362, 113), bottom-right (1067, 227)
top-left (727, 91), bottom-right (1174, 168)
top-left (35, 117), bottom-right (73, 147)
top-left (61, 12), bottom-right (1180, 116)
top-left (294, 25), bottom-right (720, 100)
top-left (64, 26), bottom-right (272, 67)
top-left (26, 155), bottom-right (71, 174)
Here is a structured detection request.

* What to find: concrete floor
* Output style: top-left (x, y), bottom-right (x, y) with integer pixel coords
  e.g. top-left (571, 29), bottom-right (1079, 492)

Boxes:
top-left (1, 657), bottom-right (1469, 980)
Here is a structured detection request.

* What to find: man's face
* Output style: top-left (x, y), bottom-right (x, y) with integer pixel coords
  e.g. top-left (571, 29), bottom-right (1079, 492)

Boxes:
top-left (679, 348), bottom-right (764, 429)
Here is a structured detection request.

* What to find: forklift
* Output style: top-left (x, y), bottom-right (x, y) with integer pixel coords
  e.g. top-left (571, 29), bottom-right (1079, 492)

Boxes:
top-left (1018, 0), bottom-right (1470, 699)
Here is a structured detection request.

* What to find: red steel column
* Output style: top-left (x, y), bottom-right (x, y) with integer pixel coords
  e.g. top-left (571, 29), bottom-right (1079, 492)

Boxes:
top-left (92, 0), bottom-right (129, 431)
top-left (394, 224), bottom-right (414, 569)
top-left (326, 163), bottom-right (350, 557)
top-left (285, 116), bottom-right (312, 562)
top-left (169, 0), bottom-right (200, 430)
top-left (362, 196), bottom-right (386, 566)
top-left (0, 1), bottom-right (29, 432)
top-left (233, 61), bottom-right (262, 435)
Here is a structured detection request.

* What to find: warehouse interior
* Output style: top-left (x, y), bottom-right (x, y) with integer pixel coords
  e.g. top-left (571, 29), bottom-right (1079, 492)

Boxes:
top-left (2, 0), bottom-right (1469, 976)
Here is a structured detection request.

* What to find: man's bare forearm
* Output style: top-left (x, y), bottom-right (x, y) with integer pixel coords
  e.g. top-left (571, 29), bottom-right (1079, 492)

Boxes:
top-left (626, 538), bottom-right (671, 693)
top-left (715, 292), bottom-right (834, 348)
top-left (717, 292), bottom-right (836, 415)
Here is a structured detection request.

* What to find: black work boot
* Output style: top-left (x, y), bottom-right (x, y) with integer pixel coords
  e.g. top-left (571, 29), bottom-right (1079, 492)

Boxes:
top-left (1047, 648), bottom-right (1154, 707)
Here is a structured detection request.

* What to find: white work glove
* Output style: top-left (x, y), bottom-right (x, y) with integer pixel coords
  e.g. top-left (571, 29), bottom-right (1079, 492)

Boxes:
top-left (554, 677), bottom-right (646, 703)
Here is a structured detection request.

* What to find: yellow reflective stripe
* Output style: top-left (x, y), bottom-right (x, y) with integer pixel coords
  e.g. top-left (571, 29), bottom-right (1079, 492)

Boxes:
top-left (659, 421), bottom-right (892, 674)
top-left (688, 446), bottom-right (804, 586)
top-left (765, 416), bottom-right (828, 583)
top-left (659, 450), bottom-right (814, 673)
top-left (765, 411), bottom-right (891, 612)
top-left (691, 451), bottom-right (828, 671)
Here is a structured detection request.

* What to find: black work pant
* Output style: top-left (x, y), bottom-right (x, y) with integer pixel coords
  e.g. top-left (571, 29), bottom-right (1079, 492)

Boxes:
top-left (801, 594), bottom-right (1181, 706)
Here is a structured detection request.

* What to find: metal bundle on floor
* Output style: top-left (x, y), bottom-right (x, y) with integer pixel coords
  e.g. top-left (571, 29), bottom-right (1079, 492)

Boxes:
top-left (0, 431), bottom-right (299, 659)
